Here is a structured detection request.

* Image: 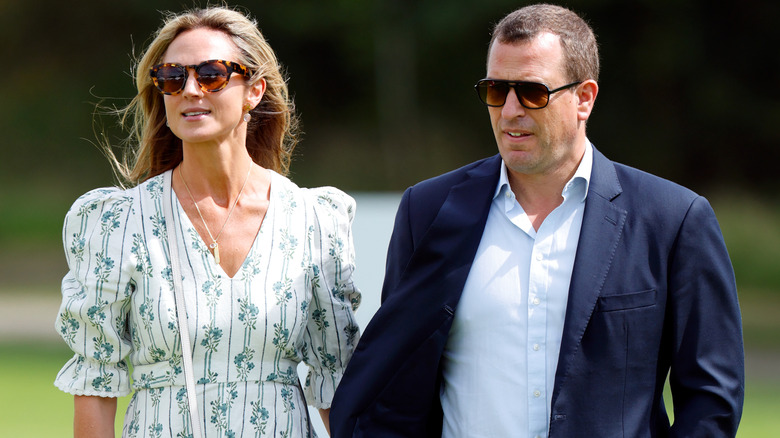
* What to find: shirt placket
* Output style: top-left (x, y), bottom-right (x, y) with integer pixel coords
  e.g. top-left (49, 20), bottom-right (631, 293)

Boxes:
top-left (527, 230), bottom-right (551, 438)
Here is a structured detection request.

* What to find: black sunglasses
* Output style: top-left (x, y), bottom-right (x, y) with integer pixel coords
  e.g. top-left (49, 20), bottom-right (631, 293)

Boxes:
top-left (149, 59), bottom-right (252, 95)
top-left (474, 79), bottom-right (581, 109)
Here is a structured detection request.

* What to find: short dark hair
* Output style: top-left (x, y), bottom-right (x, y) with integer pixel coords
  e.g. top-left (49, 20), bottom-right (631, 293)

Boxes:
top-left (489, 3), bottom-right (599, 82)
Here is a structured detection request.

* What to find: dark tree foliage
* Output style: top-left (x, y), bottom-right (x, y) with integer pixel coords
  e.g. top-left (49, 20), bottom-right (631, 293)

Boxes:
top-left (1, 0), bottom-right (777, 193)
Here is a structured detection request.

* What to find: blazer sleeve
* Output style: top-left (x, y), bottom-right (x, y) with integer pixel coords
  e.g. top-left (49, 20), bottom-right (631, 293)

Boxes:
top-left (667, 196), bottom-right (744, 436)
top-left (380, 187), bottom-right (414, 303)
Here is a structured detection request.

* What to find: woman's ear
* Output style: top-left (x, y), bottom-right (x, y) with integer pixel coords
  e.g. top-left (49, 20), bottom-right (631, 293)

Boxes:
top-left (247, 77), bottom-right (266, 109)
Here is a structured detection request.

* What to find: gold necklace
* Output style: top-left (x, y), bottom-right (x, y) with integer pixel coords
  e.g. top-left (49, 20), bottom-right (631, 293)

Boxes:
top-left (179, 163), bottom-right (252, 265)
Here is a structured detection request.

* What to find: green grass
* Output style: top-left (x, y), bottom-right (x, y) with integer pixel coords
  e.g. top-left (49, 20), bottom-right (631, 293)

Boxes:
top-left (739, 380), bottom-right (780, 437)
top-left (0, 186), bottom-right (76, 247)
top-left (0, 342), bottom-right (777, 437)
top-left (663, 375), bottom-right (780, 437)
top-left (0, 342), bottom-right (131, 437)
top-left (711, 193), bottom-right (780, 295)
top-left (709, 193), bottom-right (780, 352)
top-left (1, 190), bottom-right (778, 436)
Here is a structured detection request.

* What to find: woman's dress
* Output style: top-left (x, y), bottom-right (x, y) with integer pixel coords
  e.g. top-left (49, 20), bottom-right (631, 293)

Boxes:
top-left (55, 170), bottom-right (361, 437)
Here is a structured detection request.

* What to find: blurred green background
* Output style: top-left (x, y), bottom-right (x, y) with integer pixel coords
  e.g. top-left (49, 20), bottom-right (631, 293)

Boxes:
top-left (1, 0), bottom-right (778, 436)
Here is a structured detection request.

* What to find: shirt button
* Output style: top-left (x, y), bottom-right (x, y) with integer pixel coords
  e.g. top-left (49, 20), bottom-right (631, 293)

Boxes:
top-left (534, 390), bottom-right (541, 398)
top-left (535, 253), bottom-right (543, 261)
top-left (533, 297), bottom-right (541, 305)
top-left (505, 191), bottom-right (512, 199)
top-left (533, 344), bottom-right (540, 351)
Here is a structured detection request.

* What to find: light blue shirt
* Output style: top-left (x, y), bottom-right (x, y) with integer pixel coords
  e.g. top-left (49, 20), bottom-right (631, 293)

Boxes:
top-left (441, 143), bottom-right (592, 438)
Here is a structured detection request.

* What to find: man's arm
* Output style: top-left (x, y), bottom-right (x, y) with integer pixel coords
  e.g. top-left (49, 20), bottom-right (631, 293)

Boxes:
top-left (667, 196), bottom-right (744, 436)
top-left (381, 187), bottom-right (415, 303)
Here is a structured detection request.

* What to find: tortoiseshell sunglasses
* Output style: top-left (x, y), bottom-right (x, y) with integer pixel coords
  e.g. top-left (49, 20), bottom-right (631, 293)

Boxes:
top-left (149, 59), bottom-right (252, 95)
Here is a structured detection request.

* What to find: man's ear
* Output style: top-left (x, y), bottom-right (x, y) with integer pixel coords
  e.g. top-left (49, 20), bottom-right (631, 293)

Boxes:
top-left (576, 79), bottom-right (598, 122)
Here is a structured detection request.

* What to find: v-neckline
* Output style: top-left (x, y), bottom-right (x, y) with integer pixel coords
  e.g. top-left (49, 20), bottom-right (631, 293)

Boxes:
top-left (172, 170), bottom-right (275, 280)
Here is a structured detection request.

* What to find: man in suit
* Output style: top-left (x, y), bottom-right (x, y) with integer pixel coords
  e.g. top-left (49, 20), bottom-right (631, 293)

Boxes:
top-left (330, 4), bottom-right (744, 437)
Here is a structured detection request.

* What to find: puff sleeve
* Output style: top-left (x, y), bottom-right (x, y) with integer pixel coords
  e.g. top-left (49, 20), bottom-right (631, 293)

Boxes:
top-left (301, 187), bottom-right (361, 409)
top-left (54, 187), bottom-right (137, 397)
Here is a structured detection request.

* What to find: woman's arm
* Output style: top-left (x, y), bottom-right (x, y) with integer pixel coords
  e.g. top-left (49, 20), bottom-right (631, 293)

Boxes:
top-left (318, 408), bottom-right (331, 436)
top-left (74, 395), bottom-right (117, 438)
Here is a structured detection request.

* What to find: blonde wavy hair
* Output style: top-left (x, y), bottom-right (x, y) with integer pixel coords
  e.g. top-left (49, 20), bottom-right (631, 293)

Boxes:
top-left (106, 6), bottom-right (298, 185)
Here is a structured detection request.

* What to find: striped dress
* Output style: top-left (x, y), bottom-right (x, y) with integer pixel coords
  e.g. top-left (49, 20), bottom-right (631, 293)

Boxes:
top-left (55, 169), bottom-right (361, 437)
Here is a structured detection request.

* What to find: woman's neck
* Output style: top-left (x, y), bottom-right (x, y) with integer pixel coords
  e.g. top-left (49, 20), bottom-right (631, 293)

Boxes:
top-left (178, 141), bottom-right (257, 206)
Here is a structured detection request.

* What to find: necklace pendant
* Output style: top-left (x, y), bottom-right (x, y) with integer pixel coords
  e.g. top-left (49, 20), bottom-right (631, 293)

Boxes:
top-left (179, 164), bottom-right (252, 269)
top-left (211, 242), bottom-right (220, 265)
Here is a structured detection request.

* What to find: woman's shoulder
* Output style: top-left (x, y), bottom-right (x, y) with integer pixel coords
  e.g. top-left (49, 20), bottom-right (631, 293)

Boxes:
top-left (62, 186), bottom-right (139, 254)
top-left (66, 186), bottom-right (136, 219)
top-left (66, 173), bottom-right (167, 217)
top-left (304, 186), bottom-right (356, 219)
top-left (271, 171), bottom-right (356, 219)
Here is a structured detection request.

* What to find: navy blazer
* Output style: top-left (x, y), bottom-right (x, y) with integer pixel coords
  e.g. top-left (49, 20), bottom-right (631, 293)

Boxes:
top-left (331, 148), bottom-right (744, 437)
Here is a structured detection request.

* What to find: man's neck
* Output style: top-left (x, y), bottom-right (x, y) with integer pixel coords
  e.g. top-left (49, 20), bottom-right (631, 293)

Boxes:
top-left (507, 146), bottom-right (586, 231)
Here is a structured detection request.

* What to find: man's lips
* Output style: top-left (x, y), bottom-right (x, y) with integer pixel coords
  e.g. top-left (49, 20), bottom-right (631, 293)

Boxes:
top-left (505, 129), bottom-right (532, 138)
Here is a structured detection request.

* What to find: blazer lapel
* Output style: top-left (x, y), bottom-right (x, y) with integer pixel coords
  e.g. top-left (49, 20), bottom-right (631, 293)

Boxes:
top-left (552, 148), bottom-right (627, 402)
top-left (401, 155), bottom-right (501, 309)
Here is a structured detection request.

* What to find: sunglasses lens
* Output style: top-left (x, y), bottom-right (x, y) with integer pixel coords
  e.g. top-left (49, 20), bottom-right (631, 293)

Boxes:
top-left (476, 80), bottom-right (554, 108)
top-left (478, 81), bottom-right (510, 106)
top-left (196, 61), bottom-right (230, 91)
top-left (516, 83), bottom-right (549, 108)
top-left (155, 65), bottom-right (186, 94)
top-left (151, 61), bottom-right (248, 94)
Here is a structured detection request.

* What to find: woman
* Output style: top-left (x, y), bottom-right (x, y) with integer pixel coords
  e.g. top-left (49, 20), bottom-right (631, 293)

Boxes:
top-left (54, 7), bottom-right (360, 437)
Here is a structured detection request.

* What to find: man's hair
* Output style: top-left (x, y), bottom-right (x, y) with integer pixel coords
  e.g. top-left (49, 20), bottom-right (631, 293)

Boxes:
top-left (489, 3), bottom-right (599, 82)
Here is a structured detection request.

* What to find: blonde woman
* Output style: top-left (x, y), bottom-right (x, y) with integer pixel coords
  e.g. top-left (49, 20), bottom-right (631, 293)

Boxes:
top-left (55, 7), bottom-right (360, 437)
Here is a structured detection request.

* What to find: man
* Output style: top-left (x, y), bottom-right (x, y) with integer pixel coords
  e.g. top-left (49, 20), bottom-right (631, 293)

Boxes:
top-left (331, 4), bottom-right (744, 437)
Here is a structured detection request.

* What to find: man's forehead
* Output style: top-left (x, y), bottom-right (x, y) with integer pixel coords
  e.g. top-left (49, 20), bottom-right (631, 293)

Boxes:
top-left (486, 33), bottom-right (565, 79)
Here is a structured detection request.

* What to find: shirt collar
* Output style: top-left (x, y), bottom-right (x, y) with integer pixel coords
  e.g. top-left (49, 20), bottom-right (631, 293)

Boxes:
top-left (494, 159), bottom-right (512, 200)
top-left (567, 141), bottom-right (592, 203)
top-left (494, 140), bottom-right (593, 203)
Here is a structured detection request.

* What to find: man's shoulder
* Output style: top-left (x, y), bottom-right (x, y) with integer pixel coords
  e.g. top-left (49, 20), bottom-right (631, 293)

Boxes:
top-left (591, 147), bottom-right (695, 198)
top-left (612, 160), bottom-right (698, 199)
top-left (596, 153), bottom-right (702, 216)
top-left (409, 155), bottom-right (501, 194)
top-left (394, 155), bottom-right (500, 228)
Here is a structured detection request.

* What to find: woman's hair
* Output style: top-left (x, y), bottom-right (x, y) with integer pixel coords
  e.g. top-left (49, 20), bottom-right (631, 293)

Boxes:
top-left (489, 4), bottom-right (600, 83)
top-left (107, 6), bottom-right (299, 185)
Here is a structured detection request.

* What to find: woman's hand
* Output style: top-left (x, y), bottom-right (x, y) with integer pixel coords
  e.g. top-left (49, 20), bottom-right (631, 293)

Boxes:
top-left (318, 408), bottom-right (331, 436)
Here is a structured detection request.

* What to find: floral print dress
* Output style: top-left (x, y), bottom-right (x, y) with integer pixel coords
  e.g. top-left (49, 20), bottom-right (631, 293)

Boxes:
top-left (55, 170), bottom-right (361, 438)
